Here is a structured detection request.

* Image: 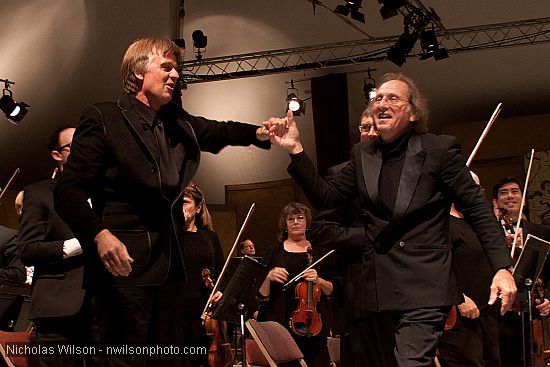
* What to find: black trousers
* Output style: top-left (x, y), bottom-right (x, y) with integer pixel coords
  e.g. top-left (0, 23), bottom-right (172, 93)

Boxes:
top-left (95, 259), bottom-right (191, 367)
top-left (348, 308), bottom-right (449, 367)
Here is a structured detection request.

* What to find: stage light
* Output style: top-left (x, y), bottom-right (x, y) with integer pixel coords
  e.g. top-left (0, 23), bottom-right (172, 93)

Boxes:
top-left (387, 27), bottom-right (417, 67)
top-left (419, 29), bottom-right (448, 61)
top-left (363, 68), bottom-right (377, 103)
top-left (378, 0), bottom-right (406, 20)
top-left (192, 30), bottom-right (207, 62)
top-left (0, 79), bottom-right (30, 124)
top-left (334, 1), bottom-right (365, 23)
top-left (285, 80), bottom-right (306, 116)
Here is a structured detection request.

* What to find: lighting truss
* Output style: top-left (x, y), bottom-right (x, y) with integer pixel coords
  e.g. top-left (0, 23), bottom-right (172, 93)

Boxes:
top-left (180, 17), bottom-right (550, 84)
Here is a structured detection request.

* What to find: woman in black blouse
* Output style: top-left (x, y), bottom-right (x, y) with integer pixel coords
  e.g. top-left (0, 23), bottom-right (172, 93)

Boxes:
top-left (179, 183), bottom-right (224, 367)
top-left (259, 202), bottom-right (333, 367)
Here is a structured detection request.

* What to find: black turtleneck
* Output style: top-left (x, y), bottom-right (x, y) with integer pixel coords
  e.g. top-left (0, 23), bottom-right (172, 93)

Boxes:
top-left (378, 127), bottom-right (415, 217)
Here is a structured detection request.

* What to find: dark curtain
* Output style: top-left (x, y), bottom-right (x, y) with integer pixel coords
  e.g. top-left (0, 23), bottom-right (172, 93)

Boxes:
top-left (311, 73), bottom-right (350, 176)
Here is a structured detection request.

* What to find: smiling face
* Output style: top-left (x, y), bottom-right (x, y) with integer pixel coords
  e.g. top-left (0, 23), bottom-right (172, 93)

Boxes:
top-left (494, 182), bottom-right (522, 221)
top-left (372, 80), bottom-right (416, 143)
top-left (134, 51), bottom-right (179, 111)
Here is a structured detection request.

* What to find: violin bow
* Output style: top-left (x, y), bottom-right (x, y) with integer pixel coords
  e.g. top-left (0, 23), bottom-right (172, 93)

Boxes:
top-left (0, 168), bottom-right (21, 203)
top-left (510, 148), bottom-right (535, 260)
top-left (282, 249), bottom-right (335, 290)
top-left (466, 103), bottom-right (502, 167)
top-left (200, 202), bottom-right (256, 321)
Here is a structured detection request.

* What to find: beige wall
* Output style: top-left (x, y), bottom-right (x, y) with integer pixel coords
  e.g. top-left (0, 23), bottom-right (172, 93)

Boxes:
top-left (442, 113), bottom-right (550, 202)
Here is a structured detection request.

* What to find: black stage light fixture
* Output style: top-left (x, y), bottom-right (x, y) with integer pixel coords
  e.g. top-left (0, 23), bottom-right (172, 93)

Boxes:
top-left (0, 80), bottom-right (30, 124)
top-left (387, 28), bottom-right (417, 67)
top-left (378, 0), bottom-right (406, 20)
top-left (363, 68), bottom-right (377, 103)
top-left (419, 29), bottom-right (448, 61)
top-left (192, 30), bottom-right (207, 62)
top-left (334, 1), bottom-right (365, 23)
top-left (285, 80), bottom-right (307, 116)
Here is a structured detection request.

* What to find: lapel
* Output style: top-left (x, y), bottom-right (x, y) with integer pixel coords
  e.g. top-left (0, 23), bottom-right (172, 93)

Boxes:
top-left (360, 142), bottom-right (382, 206)
top-left (392, 134), bottom-right (426, 219)
top-left (117, 95), bottom-right (158, 166)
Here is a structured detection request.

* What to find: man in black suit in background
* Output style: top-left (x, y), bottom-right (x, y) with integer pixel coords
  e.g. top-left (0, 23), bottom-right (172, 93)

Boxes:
top-left (267, 72), bottom-right (517, 366)
top-left (0, 225), bottom-right (25, 283)
top-left (18, 125), bottom-right (100, 367)
top-left (54, 37), bottom-right (282, 367)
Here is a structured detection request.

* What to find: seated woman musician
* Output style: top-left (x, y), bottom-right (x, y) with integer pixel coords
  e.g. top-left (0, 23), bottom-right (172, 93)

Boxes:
top-left (179, 183), bottom-right (225, 367)
top-left (258, 202), bottom-right (334, 367)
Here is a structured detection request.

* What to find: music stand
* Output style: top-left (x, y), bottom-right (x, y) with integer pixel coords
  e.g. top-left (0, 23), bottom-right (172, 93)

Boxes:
top-left (210, 256), bottom-right (268, 367)
top-left (512, 234), bottom-right (550, 367)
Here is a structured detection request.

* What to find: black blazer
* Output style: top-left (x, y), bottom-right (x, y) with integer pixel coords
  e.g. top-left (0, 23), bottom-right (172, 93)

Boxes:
top-left (289, 132), bottom-right (511, 312)
top-left (54, 94), bottom-right (270, 286)
top-left (18, 179), bottom-right (86, 319)
top-left (0, 226), bottom-right (25, 283)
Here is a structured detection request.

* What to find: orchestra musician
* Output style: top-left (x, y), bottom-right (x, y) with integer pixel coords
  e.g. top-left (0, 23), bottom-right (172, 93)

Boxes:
top-left (17, 124), bottom-right (102, 367)
top-left (266, 72), bottom-right (516, 366)
top-left (492, 176), bottom-right (550, 367)
top-left (178, 183), bottom-right (224, 367)
top-left (437, 172), bottom-right (501, 367)
top-left (312, 109), bottom-right (396, 367)
top-left (259, 202), bottom-right (333, 367)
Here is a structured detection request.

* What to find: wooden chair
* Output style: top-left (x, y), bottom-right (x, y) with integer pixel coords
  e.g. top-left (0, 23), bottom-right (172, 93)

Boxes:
top-left (245, 319), bottom-right (307, 367)
top-left (327, 336), bottom-right (340, 367)
top-left (0, 327), bottom-right (35, 367)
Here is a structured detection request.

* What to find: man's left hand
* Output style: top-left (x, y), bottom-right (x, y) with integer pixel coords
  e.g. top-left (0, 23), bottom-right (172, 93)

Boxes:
top-left (536, 298), bottom-right (550, 316)
top-left (488, 268), bottom-right (517, 315)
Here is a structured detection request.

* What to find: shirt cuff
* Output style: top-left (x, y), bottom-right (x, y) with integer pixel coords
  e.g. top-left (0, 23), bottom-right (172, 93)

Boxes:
top-left (63, 238), bottom-right (83, 258)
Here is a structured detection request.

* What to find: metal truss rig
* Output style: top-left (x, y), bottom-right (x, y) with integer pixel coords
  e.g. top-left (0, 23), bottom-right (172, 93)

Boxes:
top-left (180, 17), bottom-right (550, 84)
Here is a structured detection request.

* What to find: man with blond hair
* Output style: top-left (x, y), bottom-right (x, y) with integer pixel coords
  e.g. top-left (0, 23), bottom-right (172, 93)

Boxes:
top-left (55, 37), bottom-right (281, 367)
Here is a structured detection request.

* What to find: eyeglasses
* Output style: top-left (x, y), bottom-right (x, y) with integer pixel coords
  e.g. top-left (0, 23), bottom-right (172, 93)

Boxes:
top-left (55, 143), bottom-right (71, 152)
top-left (286, 215), bottom-right (306, 223)
top-left (358, 124), bottom-right (374, 133)
top-left (372, 95), bottom-right (409, 107)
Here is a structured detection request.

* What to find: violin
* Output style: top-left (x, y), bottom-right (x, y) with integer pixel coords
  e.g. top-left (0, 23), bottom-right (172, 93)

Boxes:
top-left (289, 247), bottom-right (322, 337)
top-left (532, 279), bottom-right (550, 366)
top-left (201, 268), bottom-right (234, 367)
top-left (497, 207), bottom-right (516, 235)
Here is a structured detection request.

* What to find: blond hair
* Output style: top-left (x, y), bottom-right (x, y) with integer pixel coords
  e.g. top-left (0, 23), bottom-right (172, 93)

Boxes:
top-left (121, 37), bottom-right (181, 94)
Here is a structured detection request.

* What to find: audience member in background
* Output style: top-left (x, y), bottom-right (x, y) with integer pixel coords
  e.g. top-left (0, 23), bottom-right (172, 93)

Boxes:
top-left (259, 202), bottom-right (334, 367)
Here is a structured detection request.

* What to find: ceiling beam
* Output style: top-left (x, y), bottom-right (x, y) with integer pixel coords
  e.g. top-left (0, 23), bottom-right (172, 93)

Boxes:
top-left (180, 17), bottom-right (550, 84)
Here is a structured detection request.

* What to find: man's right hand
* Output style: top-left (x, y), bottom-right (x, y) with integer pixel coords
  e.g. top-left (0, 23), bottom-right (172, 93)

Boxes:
top-left (95, 229), bottom-right (134, 277)
top-left (264, 110), bottom-right (304, 154)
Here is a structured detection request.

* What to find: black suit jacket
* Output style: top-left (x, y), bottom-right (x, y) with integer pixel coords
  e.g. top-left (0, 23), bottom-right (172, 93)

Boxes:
top-left (289, 132), bottom-right (511, 312)
top-left (18, 179), bottom-right (86, 319)
top-left (55, 94), bottom-right (270, 286)
top-left (0, 226), bottom-right (25, 283)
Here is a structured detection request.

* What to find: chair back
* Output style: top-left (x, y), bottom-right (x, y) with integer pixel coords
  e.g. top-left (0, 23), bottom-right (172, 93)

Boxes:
top-left (245, 319), bottom-right (307, 367)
